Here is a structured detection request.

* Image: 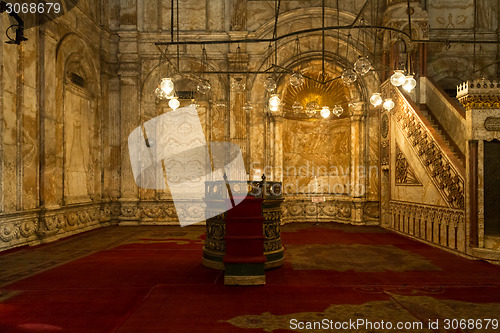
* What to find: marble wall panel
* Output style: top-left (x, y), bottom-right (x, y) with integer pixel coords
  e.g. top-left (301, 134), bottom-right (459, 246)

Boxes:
top-left (179, 0), bottom-right (207, 31)
top-left (206, 0), bottom-right (225, 32)
top-left (142, 0), bottom-right (159, 32)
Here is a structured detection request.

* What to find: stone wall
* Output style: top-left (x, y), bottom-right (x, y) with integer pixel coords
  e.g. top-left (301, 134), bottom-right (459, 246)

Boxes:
top-left (3, 0), bottom-right (499, 252)
top-left (110, 0), bottom-right (383, 227)
top-left (0, 2), bottom-right (118, 251)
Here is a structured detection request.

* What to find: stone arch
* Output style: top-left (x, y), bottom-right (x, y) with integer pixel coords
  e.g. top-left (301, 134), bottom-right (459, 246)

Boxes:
top-left (428, 56), bottom-right (471, 92)
top-left (138, 56), bottom-right (229, 200)
top-left (248, 33), bottom-right (376, 114)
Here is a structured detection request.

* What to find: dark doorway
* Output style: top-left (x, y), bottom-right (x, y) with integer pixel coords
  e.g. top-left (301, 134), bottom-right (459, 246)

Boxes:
top-left (484, 140), bottom-right (500, 236)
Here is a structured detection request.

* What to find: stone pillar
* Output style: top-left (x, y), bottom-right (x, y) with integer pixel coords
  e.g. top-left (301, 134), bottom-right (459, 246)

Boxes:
top-left (228, 42), bottom-right (249, 172)
top-left (350, 102), bottom-right (366, 224)
top-left (100, 35), bottom-right (120, 210)
top-left (117, 32), bottom-right (140, 223)
top-left (272, 115), bottom-right (284, 182)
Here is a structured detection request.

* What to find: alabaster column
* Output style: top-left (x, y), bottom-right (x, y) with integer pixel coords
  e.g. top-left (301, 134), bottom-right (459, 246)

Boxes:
top-left (39, 26), bottom-right (61, 209)
top-left (350, 102), bottom-right (367, 224)
top-left (117, 43), bottom-right (141, 223)
top-left (272, 114), bottom-right (284, 182)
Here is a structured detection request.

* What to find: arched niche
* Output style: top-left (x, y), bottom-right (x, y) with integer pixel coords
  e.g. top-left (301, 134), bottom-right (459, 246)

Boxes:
top-left (55, 33), bottom-right (100, 205)
top-left (138, 57), bottom-right (228, 200)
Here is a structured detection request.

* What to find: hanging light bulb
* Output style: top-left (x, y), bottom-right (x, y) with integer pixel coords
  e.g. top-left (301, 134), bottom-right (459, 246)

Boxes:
top-left (169, 97), bottom-right (180, 110)
top-left (383, 98), bottom-right (395, 110)
top-left (370, 93), bottom-right (383, 106)
top-left (342, 68), bottom-right (358, 84)
top-left (402, 75), bottom-right (417, 92)
top-left (390, 70), bottom-right (406, 87)
top-left (161, 78), bottom-right (175, 95)
top-left (354, 57), bottom-right (371, 75)
top-left (269, 94), bottom-right (281, 108)
top-left (332, 105), bottom-right (343, 117)
top-left (320, 106), bottom-right (331, 118)
top-left (305, 101), bottom-right (318, 117)
top-left (264, 76), bottom-right (277, 92)
top-left (292, 101), bottom-right (303, 113)
top-left (289, 72), bottom-right (305, 87)
top-left (196, 79), bottom-right (211, 94)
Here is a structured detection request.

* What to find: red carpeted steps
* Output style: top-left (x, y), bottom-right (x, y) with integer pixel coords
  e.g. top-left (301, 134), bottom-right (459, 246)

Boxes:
top-left (223, 196), bottom-right (266, 285)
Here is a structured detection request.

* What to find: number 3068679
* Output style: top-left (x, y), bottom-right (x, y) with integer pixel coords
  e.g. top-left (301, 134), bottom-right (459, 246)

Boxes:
top-left (4, 2), bottom-right (61, 14)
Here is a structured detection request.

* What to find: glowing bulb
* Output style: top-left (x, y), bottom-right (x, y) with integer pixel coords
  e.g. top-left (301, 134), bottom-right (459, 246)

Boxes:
top-left (169, 97), bottom-right (180, 110)
top-left (305, 101), bottom-right (319, 117)
top-left (289, 72), bottom-right (305, 87)
top-left (342, 68), bottom-right (358, 84)
top-left (292, 101), bottom-right (303, 113)
top-left (383, 98), bottom-right (395, 110)
top-left (320, 106), bottom-right (331, 118)
top-left (269, 94), bottom-right (281, 108)
top-left (402, 75), bottom-right (417, 92)
top-left (370, 93), bottom-right (383, 106)
top-left (354, 57), bottom-right (371, 75)
top-left (390, 70), bottom-right (406, 87)
top-left (161, 78), bottom-right (175, 94)
top-left (332, 105), bottom-right (343, 117)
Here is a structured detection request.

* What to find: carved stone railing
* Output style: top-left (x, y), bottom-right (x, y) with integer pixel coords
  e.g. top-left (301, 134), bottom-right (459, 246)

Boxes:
top-left (389, 201), bottom-right (466, 252)
top-left (388, 85), bottom-right (466, 209)
top-left (0, 203), bottom-right (112, 251)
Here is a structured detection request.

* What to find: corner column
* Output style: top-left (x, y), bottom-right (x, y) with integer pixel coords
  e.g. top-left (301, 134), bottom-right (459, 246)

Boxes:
top-left (350, 102), bottom-right (366, 224)
top-left (117, 32), bottom-right (140, 224)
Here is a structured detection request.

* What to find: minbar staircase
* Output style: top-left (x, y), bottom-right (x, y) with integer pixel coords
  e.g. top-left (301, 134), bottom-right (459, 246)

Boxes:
top-left (418, 77), bottom-right (467, 168)
top-left (419, 104), bottom-right (465, 167)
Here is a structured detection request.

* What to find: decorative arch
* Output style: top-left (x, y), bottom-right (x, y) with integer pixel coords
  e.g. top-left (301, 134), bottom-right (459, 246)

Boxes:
top-left (248, 33), bottom-right (377, 114)
top-left (55, 33), bottom-right (100, 204)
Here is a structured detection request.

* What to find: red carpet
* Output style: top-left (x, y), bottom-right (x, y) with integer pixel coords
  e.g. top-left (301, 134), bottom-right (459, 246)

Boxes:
top-left (1, 223), bottom-right (500, 332)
